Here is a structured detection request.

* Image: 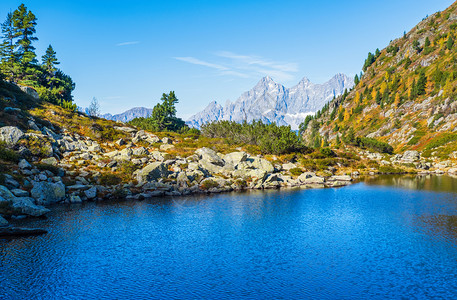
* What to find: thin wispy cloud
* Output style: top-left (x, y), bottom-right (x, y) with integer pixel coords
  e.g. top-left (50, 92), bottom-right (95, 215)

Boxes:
top-left (174, 57), bottom-right (228, 71)
top-left (174, 51), bottom-right (298, 82)
top-left (116, 41), bottom-right (140, 46)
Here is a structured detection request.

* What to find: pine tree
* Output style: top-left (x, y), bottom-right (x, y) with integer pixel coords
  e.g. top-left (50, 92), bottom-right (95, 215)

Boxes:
top-left (375, 90), bottom-right (382, 105)
top-left (424, 37), bottom-right (431, 48)
top-left (354, 74), bottom-right (359, 85)
top-left (447, 34), bottom-right (454, 50)
top-left (335, 134), bottom-right (341, 147)
top-left (42, 45), bottom-right (59, 74)
top-left (410, 79), bottom-right (417, 99)
top-left (0, 12), bottom-right (19, 81)
top-left (416, 72), bottom-right (427, 95)
top-left (12, 4), bottom-right (38, 67)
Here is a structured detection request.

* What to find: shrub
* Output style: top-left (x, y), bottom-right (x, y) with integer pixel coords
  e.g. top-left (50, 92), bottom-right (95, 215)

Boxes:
top-left (0, 142), bottom-right (19, 162)
top-left (35, 163), bottom-right (60, 175)
top-left (200, 179), bottom-right (219, 190)
top-left (99, 173), bottom-right (122, 186)
top-left (320, 147), bottom-right (336, 158)
top-left (425, 133), bottom-right (457, 150)
top-left (289, 167), bottom-right (303, 176)
top-left (378, 165), bottom-right (405, 174)
top-left (201, 120), bottom-right (307, 155)
top-left (356, 137), bottom-right (394, 154)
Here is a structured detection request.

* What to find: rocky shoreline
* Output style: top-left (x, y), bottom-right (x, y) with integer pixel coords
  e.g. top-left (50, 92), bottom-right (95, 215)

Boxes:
top-left (0, 123), bottom-right (356, 230)
top-left (1, 121), bottom-right (456, 233)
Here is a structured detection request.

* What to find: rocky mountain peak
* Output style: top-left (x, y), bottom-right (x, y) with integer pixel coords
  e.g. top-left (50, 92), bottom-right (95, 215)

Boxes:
top-left (187, 74), bottom-right (354, 130)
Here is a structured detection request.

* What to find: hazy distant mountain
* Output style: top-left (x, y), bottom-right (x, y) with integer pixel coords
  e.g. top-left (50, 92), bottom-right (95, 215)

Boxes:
top-left (187, 74), bottom-right (354, 130)
top-left (101, 107), bottom-right (153, 123)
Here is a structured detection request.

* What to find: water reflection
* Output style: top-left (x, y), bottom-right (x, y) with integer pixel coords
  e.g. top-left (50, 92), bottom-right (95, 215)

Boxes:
top-left (362, 174), bottom-right (457, 193)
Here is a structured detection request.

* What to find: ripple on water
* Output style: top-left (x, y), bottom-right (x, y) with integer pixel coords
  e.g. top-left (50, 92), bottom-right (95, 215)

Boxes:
top-left (2, 177), bottom-right (457, 299)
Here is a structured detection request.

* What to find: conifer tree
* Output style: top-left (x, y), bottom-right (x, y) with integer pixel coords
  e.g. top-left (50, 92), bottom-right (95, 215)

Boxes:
top-left (354, 74), bottom-right (359, 85)
top-left (447, 34), bottom-right (454, 50)
top-left (375, 90), bottom-right (382, 105)
top-left (12, 4), bottom-right (37, 67)
top-left (42, 45), bottom-right (59, 74)
top-left (416, 72), bottom-right (427, 95)
top-left (0, 12), bottom-right (19, 81)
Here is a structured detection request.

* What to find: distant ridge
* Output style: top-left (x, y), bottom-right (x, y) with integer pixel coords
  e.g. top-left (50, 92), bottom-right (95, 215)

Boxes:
top-left (187, 74), bottom-right (354, 130)
top-left (101, 107), bottom-right (153, 123)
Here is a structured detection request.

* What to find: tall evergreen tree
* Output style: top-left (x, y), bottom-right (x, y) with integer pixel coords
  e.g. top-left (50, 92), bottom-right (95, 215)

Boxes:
top-left (42, 45), bottom-right (59, 74)
top-left (12, 4), bottom-right (38, 66)
top-left (0, 12), bottom-right (19, 81)
top-left (354, 74), bottom-right (359, 85)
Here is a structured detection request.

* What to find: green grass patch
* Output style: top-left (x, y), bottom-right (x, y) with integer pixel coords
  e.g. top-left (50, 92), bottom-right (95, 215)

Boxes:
top-left (424, 133), bottom-right (457, 150)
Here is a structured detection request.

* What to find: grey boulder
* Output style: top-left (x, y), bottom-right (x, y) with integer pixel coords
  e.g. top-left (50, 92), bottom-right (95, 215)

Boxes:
top-left (0, 126), bottom-right (24, 145)
top-left (31, 181), bottom-right (66, 205)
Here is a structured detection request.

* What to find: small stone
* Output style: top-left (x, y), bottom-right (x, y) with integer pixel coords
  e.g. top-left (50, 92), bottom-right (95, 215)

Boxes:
top-left (41, 157), bottom-right (58, 166)
top-left (18, 159), bottom-right (32, 169)
top-left (84, 187), bottom-right (97, 199)
top-left (11, 189), bottom-right (29, 197)
top-left (0, 216), bottom-right (9, 227)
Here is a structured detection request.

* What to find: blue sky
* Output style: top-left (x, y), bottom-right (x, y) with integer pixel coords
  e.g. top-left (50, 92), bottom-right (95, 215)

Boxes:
top-left (0, 0), bottom-right (454, 118)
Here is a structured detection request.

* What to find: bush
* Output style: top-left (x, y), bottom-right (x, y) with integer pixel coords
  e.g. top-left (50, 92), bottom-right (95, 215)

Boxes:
top-left (200, 179), bottom-right (219, 190)
top-left (378, 165), bottom-right (405, 174)
top-left (201, 120), bottom-right (307, 155)
top-left (99, 173), bottom-right (122, 186)
top-left (425, 133), bottom-right (457, 150)
top-left (35, 163), bottom-right (60, 175)
top-left (0, 142), bottom-right (19, 162)
top-left (356, 137), bottom-right (394, 154)
top-left (289, 167), bottom-right (303, 176)
top-left (320, 148), bottom-right (336, 157)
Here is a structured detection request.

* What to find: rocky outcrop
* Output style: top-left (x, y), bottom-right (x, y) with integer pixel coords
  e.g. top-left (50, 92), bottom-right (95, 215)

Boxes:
top-left (11, 197), bottom-right (51, 217)
top-left (135, 162), bottom-right (169, 183)
top-left (31, 181), bottom-right (66, 205)
top-left (0, 126), bottom-right (24, 145)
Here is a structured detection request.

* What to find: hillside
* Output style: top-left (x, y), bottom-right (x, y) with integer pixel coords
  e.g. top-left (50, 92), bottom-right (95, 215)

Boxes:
top-left (187, 74), bottom-right (354, 130)
top-left (302, 1), bottom-right (457, 159)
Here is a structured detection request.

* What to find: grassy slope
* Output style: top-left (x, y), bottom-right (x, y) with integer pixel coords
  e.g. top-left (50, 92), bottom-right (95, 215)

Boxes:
top-left (305, 2), bottom-right (457, 158)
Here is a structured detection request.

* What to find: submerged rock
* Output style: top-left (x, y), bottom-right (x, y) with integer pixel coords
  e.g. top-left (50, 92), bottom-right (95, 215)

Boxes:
top-left (0, 227), bottom-right (47, 237)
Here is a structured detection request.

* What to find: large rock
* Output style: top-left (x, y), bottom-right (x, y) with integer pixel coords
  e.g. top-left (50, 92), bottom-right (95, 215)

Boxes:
top-left (31, 181), bottom-right (66, 205)
top-left (0, 185), bottom-right (15, 202)
top-left (41, 157), bottom-right (58, 166)
top-left (0, 126), bottom-right (24, 145)
top-left (223, 152), bottom-right (247, 166)
top-left (195, 148), bottom-right (224, 166)
top-left (135, 162), bottom-right (169, 183)
top-left (18, 85), bottom-right (39, 99)
top-left (84, 187), bottom-right (97, 199)
top-left (199, 159), bottom-right (223, 174)
top-left (18, 159), bottom-right (32, 169)
top-left (12, 197), bottom-right (51, 217)
top-left (250, 157), bottom-right (274, 173)
top-left (0, 215), bottom-right (8, 227)
top-left (329, 175), bottom-right (352, 181)
top-left (298, 172), bottom-right (325, 184)
top-left (402, 150), bottom-right (420, 162)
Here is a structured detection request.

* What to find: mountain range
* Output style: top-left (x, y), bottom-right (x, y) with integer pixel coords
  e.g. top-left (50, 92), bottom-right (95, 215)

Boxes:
top-left (101, 107), bottom-right (153, 123)
top-left (186, 74), bottom-right (354, 130)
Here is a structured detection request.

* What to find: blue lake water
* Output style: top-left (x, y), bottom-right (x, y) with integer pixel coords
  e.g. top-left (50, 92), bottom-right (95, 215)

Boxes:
top-left (2, 175), bottom-right (457, 299)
